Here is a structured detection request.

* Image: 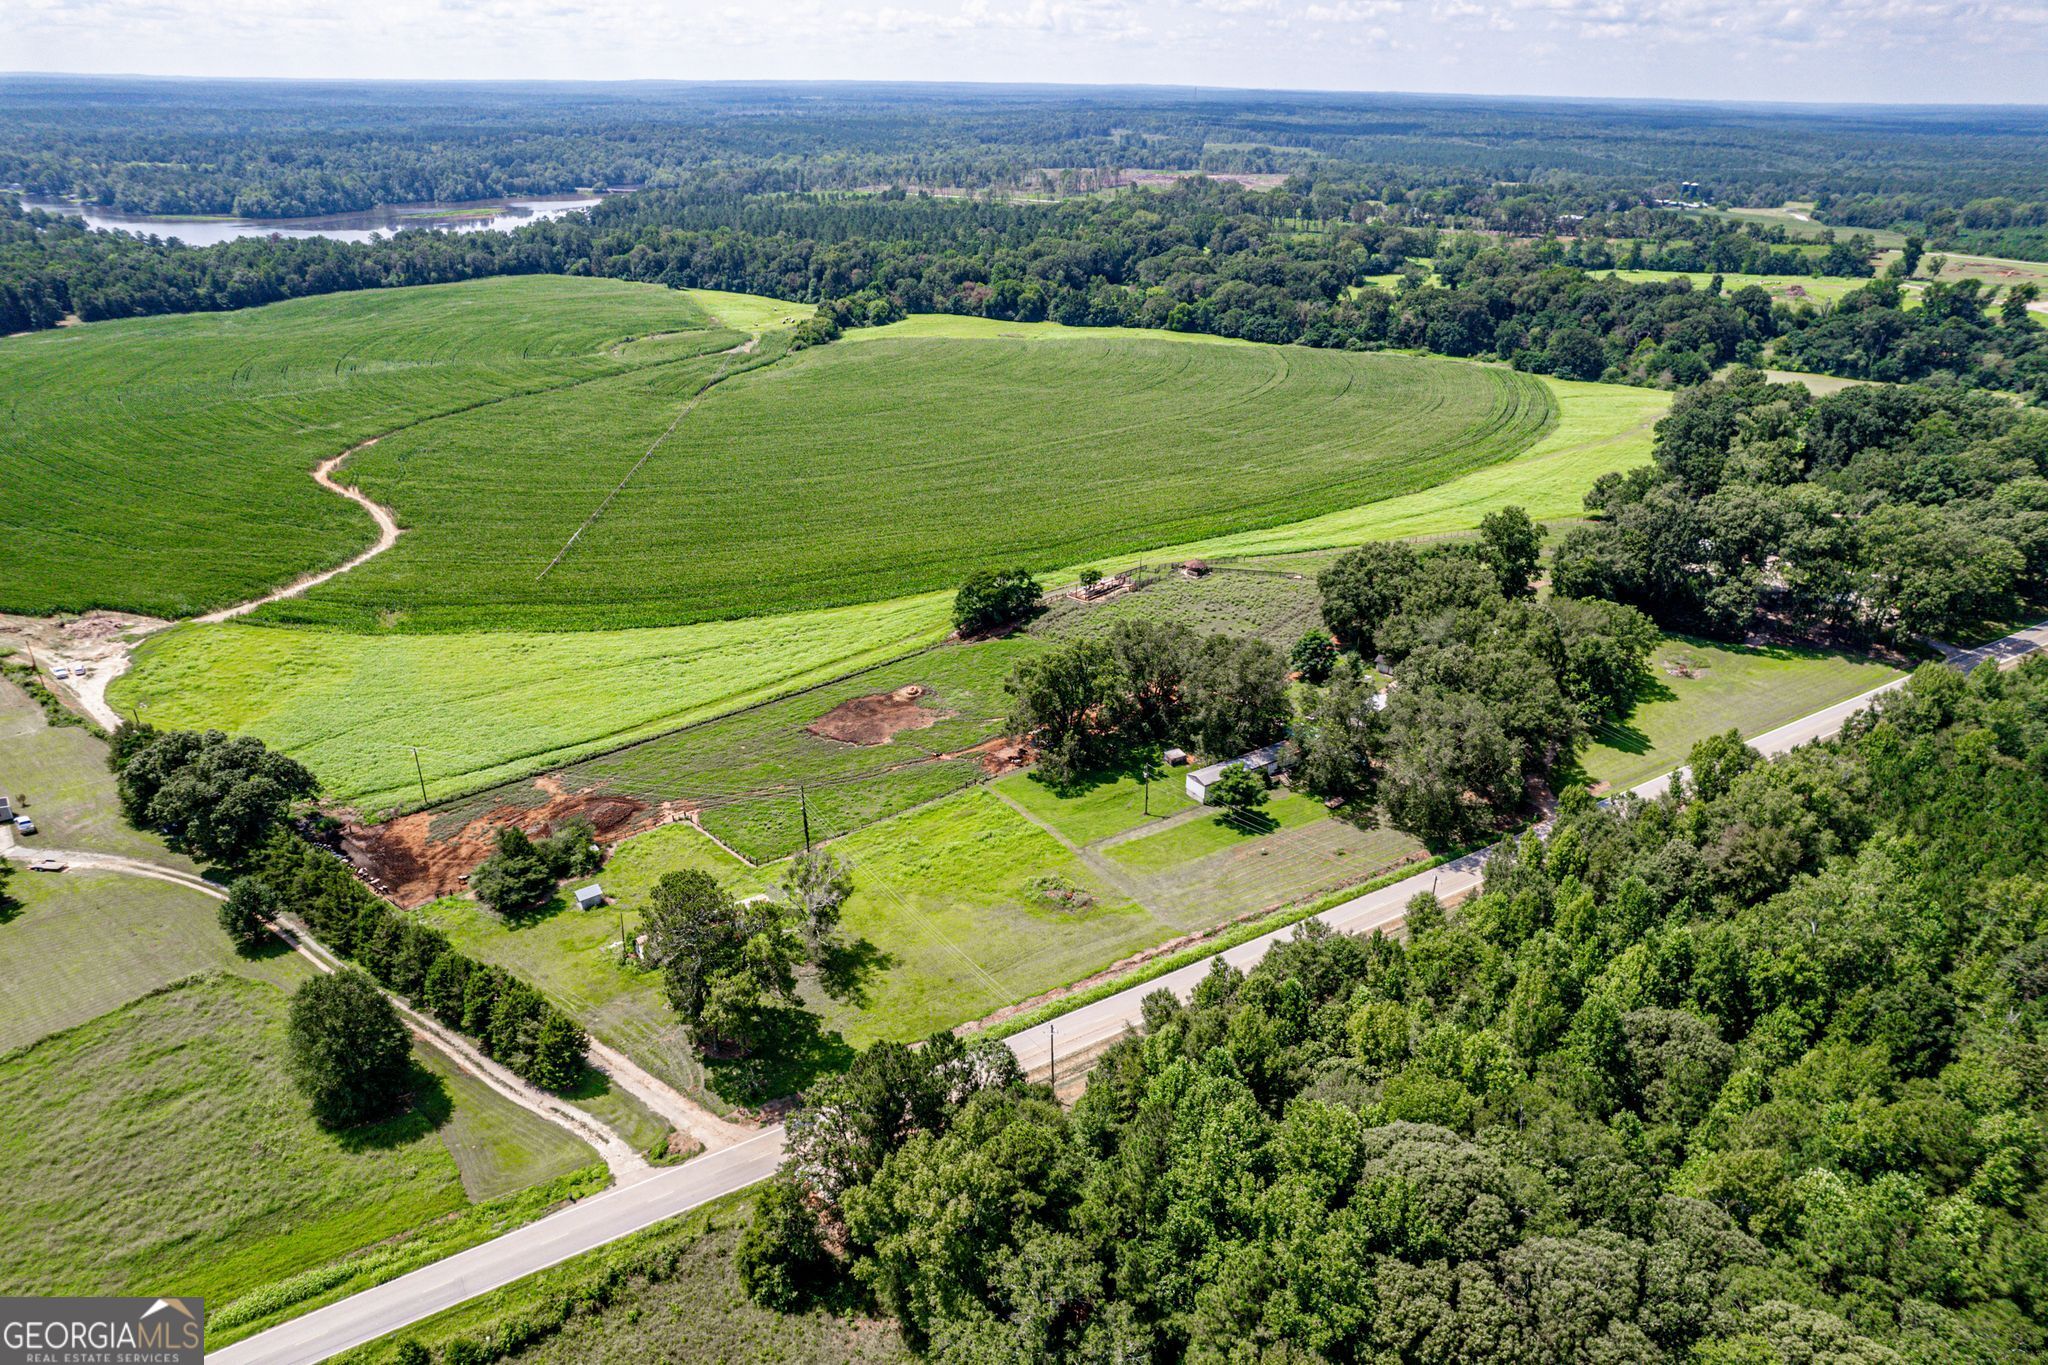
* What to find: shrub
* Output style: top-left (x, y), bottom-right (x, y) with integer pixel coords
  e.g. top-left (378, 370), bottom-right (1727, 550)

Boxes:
top-left (953, 566), bottom-right (1041, 635)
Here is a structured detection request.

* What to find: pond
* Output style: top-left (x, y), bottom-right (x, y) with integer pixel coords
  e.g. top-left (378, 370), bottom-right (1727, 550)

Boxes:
top-left (19, 195), bottom-right (605, 246)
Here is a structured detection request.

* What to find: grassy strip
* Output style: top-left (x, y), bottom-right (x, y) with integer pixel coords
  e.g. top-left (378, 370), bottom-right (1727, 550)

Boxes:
top-left (208, 1165), bottom-right (610, 1349)
top-left (0, 656), bottom-right (104, 737)
top-left (973, 849), bottom-right (1453, 1044)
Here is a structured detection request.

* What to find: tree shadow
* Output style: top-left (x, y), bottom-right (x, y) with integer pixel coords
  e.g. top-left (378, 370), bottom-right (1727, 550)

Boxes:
top-left (814, 935), bottom-right (896, 1006)
top-left (499, 889), bottom-right (573, 930)
top-left (233, 934), bottom-right (299, 967)
top-left (1216, 808), bottom-right (1280, 837)
top-left (703, 1008), bottom-right (855, 1107)
top-left (331, 1060), bottom-right (453, 1152)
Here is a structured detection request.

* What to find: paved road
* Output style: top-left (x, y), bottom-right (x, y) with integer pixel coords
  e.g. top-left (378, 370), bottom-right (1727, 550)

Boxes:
top-left (208, 1132), bottom-right (786, 1365)
top-left (210, 620), bottom-right (2048, 1364)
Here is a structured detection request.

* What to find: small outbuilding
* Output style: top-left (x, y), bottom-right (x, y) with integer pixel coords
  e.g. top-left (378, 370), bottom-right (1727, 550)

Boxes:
top-left (1162, 747), bottom-right (1189, 767)
top-left (574, 884), bottom-right (606, 911)
top-left (1186, 741), bottom-right (1289, 804)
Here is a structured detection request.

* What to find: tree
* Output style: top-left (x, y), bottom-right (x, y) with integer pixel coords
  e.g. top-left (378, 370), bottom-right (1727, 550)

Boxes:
top-left (699, 926), bottom-right (806, 1055)
top-left (1859, 504), bottom-right (2022, 639)
top-left (217, 875), bottom-right (274, 950)
top-left (528, 1008), bottom-right (589, 1091)
top-left (1203, 763), bottom-right (1268, 815)
top-left (114, 729), bottom-right (318, 865)
top-left (285, 968), bottom-right (412, 1128)
top-left (1318, 541), bottom-right (1419, 657)
top-left (1183, 633), bottom-right (1290, 758)
top-left (2003, 283), bottom-right (2040, 328)
top-left (1687, 729), bottom-right (1760, 802)
top-left (469, 826), bottom-right (559, 913)
top-left (953, 567), bottom-right (1041, 635)
top-left (1004, 639), bottom-right (1126, 784)
top-left (1289, 630), bottom-right (1338, 684)
top-left (1479, 505), bottom-right (1546, 597)
top-left (782, 846), bottom-right (854, 958)
top-left (1297, 666), bottom-right (1387, 807)
top-left (736, 1176), bottom-right (840, 1310)
top-left (1380, 689), bottom-right (1521, 845)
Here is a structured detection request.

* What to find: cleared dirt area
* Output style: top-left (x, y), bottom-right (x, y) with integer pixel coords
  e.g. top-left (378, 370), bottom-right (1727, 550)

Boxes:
top-left (348, 777), bottom-right (669, 906)
top-left (805, 684), bottom-right (952, 745)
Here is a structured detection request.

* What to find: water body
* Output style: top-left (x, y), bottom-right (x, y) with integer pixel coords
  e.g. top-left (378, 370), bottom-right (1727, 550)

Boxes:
top-left (19, 195), bottom-right (604, 246)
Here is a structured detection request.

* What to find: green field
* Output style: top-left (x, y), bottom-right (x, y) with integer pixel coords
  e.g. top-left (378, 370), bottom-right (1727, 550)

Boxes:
top-left (262, 326), bottom-right (1552, 631)
top-left (114, 592), bottom-right (954, 814)
top-left (0, 972), bottom-right (596, 1306)
top-left (0, 869), bottom-right (304, 1050)
top-left (110, 362), bottom-right (1657, 817)
top-left (1575, 635), bottom-right (1902, 793)
top-left (0, 277), bottom-right (734, 618)
top-left (1605, 269), bottom-right (1869, 306)
top-left (0, 677), bottom-right (201, 869)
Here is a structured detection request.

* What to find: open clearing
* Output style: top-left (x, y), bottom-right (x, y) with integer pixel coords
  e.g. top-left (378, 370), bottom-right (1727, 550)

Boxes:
top-left (1604, 269), bottom-right (1870, 306)
top-left (1575, 635), bottom-right (1902, 792)
top-left (0, 277), bottom-right (733, 618)
top-left (0, 677), bottom-right (201, 869)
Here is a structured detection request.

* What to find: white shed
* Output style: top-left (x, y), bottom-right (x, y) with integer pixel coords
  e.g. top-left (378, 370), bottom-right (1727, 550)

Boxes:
top-left (1185, 741), bottom-right (1289, 804)
top-left (574, 884), bottom-right (606, 910)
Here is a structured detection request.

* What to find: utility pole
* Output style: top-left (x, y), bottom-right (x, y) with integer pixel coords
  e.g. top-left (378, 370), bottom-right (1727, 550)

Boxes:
top-left (408, 746), bottom-right (428, 808)
top-left (619, 910), bottom-right (629, 966)
top-left (1048, 1023), bottom-right (1056, 1091)
top-left (798, 783), bottom-right (812, 851)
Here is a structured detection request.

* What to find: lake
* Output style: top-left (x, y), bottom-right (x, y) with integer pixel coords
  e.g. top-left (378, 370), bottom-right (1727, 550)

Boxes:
top-left (19, 195), bottom-right (604, 246)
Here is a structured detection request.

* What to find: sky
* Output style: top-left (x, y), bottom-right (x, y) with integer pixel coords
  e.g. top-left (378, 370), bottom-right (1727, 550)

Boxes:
top-left (6, 0), bottom-right (2046, 105)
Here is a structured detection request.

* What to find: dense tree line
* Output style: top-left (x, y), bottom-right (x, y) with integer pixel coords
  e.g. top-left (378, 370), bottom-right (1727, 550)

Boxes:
top-left (1555, 370), bottom-right (2048, 641)
top-left (111, 723), bottom-right (318, 865)
top-left (1777, 276), bottom-right (2048, 399)
top-left (1304, 520), bottom-right (1660, 845)
top-left (9, 77), bottom-right (2046, 224)
top-left (252, 833), bottom-right (589, 1092)
top-left (739, 658), bottom-right (2048, 1362)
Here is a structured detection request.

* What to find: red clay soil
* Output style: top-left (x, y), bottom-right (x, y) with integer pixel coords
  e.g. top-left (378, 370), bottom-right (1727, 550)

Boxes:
top-left (805, 684), bottom-right (952, 745)
top-left (345, 781), bottom-right (666, 907)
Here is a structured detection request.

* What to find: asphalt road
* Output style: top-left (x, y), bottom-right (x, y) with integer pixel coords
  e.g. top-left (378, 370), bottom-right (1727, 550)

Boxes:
top-left (208, 619), bottom-right (2047, 1364)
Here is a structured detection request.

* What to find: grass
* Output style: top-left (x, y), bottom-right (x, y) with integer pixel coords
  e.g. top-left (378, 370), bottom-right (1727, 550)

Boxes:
top-left (0, 277), bottom-right (731, 618)
top-left (1603, 269), bottom-right (1870, 306)
top-left (415, 1045), bottom-right (603, 1201)
top-left (0, 868), bottom-right (305, 1051)
top-left (113, 592), bottom-right (955, 813)
top-left (0, 676), bottom-right (200, 869)
top-left (271, 327), bottom-right (1554, 632)
top-left (334, 1190), bottom-right (908, 1365)
top-left (0, 971), bottom-right (578, 1306)
top-left (107, 356), bottom-right (1651, 818)
top-left (413, 831), bottom-right (769, 1109)
top-left (1102, 789), bottom-right (1332, 872)
top-left (995, 768), bottom-right (1195, 845)
top-left (1575, 635), bottom-right (1903, 793)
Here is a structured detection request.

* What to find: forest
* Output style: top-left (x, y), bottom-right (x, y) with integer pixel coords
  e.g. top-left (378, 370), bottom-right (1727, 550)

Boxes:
top-left (738, 658), bottom-right (2048, 1363)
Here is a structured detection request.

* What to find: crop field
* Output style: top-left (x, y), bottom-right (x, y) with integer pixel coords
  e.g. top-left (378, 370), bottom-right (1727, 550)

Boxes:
top-left (1604, 269), bottom-right (1869, 306)
top-left (1151, 376), bottom-right (1666, 561)
top-left (0, 277), bottom-right (734, 618)
top-left (1575, 635), bottom-right (1902, 793)
top-left (271, 328), bottom-right (1554, 632)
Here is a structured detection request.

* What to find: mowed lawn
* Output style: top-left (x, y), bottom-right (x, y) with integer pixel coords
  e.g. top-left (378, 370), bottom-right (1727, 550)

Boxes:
top-left (1577, 635), bottom-right (1903, 793)
top-left (0, 277), bottom-right (732, 618)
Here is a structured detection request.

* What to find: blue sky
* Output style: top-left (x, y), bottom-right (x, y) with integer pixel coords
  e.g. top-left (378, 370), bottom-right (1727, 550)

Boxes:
top-left (5, 0), bottom-right (2043, 104)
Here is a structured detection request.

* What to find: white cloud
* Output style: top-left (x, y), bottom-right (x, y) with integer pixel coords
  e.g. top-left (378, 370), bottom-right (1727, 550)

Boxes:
top-left (1, 0), bottom-right (2042, 99)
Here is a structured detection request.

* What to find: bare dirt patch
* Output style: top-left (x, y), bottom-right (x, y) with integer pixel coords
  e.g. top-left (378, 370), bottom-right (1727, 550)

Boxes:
top-left (805, 684), bottom-right (952, 746)
top-left (345, 780), bottom-right (662, 906)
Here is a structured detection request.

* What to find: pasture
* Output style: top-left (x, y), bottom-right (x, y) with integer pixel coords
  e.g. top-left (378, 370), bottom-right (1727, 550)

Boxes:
top-left (0, 677), bottom-right (201, 869)
top-left (277, 329), bottom-right (1555, 631)
top-left (1604, 269), bottom-right (1869, 306)
top-left (0, 277), bottom-right (732, 618)
top-left (0, 972), bottom-right (597, 1307)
